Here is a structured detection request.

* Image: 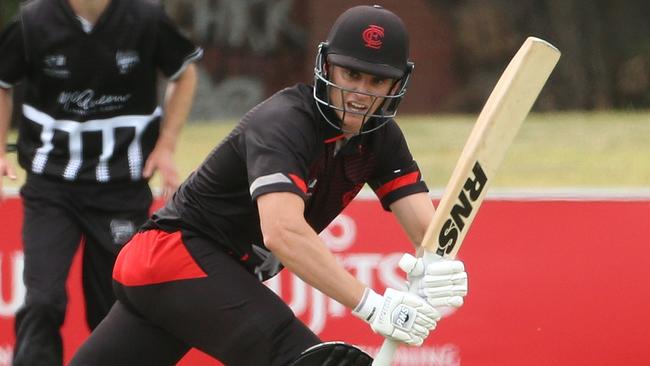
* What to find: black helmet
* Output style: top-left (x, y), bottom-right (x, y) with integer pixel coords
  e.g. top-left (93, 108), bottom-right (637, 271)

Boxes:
top-left (314, 5), bottom-right (414, 134)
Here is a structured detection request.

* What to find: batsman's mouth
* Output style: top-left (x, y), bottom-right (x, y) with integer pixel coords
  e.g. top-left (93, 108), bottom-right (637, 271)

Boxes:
top-left (345, 100), bottom-right (369, 114)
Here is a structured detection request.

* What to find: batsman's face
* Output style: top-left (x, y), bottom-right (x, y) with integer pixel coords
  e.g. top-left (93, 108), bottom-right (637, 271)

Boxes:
top-left (328, 64), bottom-right (395, 135)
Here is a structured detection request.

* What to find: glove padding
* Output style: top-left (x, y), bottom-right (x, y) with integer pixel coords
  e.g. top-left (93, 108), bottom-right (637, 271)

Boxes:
top-left (352, 288), bottom-right (440, 346)
top-left (399, 253), bottom-right (468, 308)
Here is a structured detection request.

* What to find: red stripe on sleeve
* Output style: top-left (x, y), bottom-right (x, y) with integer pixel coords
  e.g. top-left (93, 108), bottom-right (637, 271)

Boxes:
top-left (374, 171), bottom-right (420, 199)
top-left (288, 174), bottom-right (307, 193)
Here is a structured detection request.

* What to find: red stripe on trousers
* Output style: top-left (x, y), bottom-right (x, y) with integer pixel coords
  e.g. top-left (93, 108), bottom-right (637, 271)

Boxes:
top-left (113, 230), bottom-right (207, 286)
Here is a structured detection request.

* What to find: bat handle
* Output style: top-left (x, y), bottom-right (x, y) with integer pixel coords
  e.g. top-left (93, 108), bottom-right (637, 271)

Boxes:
top-left (373, 339), bottom-right (399, 365)
top-left (372, 252), bottom-right (443, 365)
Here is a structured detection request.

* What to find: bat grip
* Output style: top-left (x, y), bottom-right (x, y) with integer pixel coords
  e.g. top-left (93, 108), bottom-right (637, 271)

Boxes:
top-left (372, 252), bottom-right (442, 365)
top-left (373, 340), bottom-right (399, 365)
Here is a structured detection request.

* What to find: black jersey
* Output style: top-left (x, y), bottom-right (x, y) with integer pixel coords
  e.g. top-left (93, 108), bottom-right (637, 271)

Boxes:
top-left (149, 84), bottom-right (428, 280)
top-left (0, 0), bottom-right (202, 183)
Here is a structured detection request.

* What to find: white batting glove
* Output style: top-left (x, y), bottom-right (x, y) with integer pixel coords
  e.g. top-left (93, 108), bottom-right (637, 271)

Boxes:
top-left (399, 253), bottom-right (468, 308)
top-left (352, 287), bottom-right (440, 346)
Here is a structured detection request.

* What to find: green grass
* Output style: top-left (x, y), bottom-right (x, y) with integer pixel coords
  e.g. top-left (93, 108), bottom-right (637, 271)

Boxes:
top-left (4, 111), bottom-right (650, 190)
top-left (402, 111), bottom-right (650, 188)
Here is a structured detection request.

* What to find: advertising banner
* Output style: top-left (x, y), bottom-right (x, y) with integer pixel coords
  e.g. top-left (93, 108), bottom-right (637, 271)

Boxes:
top-left (2, 196), bottom-right (650, 366)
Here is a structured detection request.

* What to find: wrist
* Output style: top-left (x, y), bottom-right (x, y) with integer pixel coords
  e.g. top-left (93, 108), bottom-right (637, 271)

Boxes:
top-left (154, 132), bottom-right (178, 153)
top-left (352, 288), bottom-right (383, 323)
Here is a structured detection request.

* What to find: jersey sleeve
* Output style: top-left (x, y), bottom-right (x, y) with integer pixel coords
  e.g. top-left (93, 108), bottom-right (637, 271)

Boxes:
top-left (0, 21), bottom-right (27, 88)
top-left (368, 122), bottom-right (429, 210)
top-left (245, 101), bottom-right (316, 201)
top-left (153, 7), bottom-right (203, 80)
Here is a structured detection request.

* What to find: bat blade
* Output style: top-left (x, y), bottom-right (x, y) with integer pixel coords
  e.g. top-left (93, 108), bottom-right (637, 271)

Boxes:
top-left (372, 36), bottom-right (560, 366)
top-left (425, 36), bottom-right (560, 258)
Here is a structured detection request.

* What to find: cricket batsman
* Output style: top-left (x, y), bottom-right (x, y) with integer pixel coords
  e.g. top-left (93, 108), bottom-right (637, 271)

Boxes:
top-left (70, 5), bottom-right (468, 365)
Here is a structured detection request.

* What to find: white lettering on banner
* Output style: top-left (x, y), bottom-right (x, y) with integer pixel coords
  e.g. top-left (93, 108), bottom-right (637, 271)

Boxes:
top-left (267, 252), bottom-right (422, 334)
top-left (0, 344), bottom-right (13, 366)
top-left (267, 274), bottom-right (306, 314)
top-left (320, 214), bottom-right (356, 252)
top-left (308, 288), bottom-right (326, 332)
top-left (362, 344), bottom-right (460, 366)
top-left (0, 252), bottom-right (25, 317)
top-left (266, 275), bottom-right (345, 333)
top-left (341, 253), bottom-right (383, 289)
top-left (327, 295), bottom-right (346, 317)
top-left (268, 212), bottom-right (459, 333)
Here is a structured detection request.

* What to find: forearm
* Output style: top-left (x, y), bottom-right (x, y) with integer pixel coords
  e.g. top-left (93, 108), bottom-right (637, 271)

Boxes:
top-left (268, 221), bottom-right (366, 309)
top-left (0, 88), bottom-right (13, 155)
top-left (157, 63), bottom-right (197, 151)
top-left (390, 192), bottom-right (435, 249)
top-left (258, 192), bottom-right (366, 309)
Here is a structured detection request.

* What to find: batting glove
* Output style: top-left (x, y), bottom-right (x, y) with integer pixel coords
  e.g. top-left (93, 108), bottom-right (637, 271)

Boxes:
top-left (399, 253), bottom-right (468, 308)
top-left (352, 287), bottom-right (440, 346)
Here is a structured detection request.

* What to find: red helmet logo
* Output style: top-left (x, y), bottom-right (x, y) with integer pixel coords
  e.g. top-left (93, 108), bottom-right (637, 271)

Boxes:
top-left (362, 25), bottom-right (384, 49)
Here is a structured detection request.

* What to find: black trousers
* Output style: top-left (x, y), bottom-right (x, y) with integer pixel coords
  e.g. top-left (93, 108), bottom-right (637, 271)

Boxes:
top-left (12, 174), bottom-right (151, 366)
top-left (69, 229), bottom-right (321, 366)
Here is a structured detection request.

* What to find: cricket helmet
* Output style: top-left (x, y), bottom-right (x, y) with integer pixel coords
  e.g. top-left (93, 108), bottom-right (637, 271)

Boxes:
top-left (314, 5), bottom-right (414, 134)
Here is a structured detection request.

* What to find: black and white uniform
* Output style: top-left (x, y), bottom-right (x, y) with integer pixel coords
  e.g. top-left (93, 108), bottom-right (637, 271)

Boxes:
top-left (0, 0), bottom-right (201, 365)
top-left (70, 84), bottom-right (428, 366)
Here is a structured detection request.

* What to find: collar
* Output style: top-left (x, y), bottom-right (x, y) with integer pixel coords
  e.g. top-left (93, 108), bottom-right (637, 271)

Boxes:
top-left (76, 16), bottom-right (93, 33)
top-left (59, 0), bottom-right (120, 34)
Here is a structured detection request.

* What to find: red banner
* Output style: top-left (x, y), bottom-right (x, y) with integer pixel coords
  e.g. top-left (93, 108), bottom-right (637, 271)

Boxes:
top-left (2, 196), bottom-right (650, 366)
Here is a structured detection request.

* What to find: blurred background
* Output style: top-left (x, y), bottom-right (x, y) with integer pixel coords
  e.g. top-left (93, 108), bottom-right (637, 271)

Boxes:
top-left (2, 0), bottom-right (649, 122)
top-left (1, 3), bottom-right (650, 366)
top-left (1, 0), bottom-right (649, 189)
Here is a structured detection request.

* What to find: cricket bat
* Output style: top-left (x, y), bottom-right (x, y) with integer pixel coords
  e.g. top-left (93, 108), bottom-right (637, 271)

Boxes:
top-left (372, 36), bottom-right (561, 365)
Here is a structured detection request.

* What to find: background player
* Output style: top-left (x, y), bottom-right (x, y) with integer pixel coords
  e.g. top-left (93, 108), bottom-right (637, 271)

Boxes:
top-left (69, 5), bottom-right (468, 366)
top-left (0, 0), bottom-right (201, 365)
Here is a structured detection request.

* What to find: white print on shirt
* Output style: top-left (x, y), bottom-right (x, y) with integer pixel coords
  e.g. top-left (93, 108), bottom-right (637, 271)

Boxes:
top-left (23, 104), bottom-right (161, 181)
top-left (116, 50), bottom-right (140, 74)
top-left (43, 54), bottom-right (70, 79)
top-left (58, 89), bottom-right (132, 116)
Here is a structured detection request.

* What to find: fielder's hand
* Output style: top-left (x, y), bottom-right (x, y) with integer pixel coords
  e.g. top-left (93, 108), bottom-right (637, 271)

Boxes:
top-left (399, 253), bottom-right (468, 308)
top-left (0, 155), bottom-right (17, 202)
top-left (352, 288), bottom-right (440, 346)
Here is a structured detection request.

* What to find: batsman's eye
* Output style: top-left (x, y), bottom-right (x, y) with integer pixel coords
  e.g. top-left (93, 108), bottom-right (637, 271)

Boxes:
top-left (343, 69), bottom-right (361, 80)
top-left (372, 77), bottom-right (388, 87)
